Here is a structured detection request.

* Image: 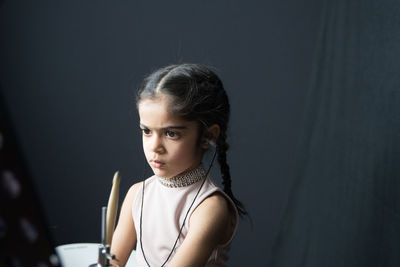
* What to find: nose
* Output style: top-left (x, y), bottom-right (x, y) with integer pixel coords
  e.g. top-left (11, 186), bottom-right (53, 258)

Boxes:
top-left (150, 134), bottom-right (165, 153)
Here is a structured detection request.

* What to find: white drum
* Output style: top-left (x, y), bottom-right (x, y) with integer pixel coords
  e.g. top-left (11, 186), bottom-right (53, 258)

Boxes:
top-left (55, 243), bottom-right (137, 267)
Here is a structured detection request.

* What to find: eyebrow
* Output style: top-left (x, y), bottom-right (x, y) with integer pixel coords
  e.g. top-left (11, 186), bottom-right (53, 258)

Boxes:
top-left (139, 123), bottom-right (187, 130)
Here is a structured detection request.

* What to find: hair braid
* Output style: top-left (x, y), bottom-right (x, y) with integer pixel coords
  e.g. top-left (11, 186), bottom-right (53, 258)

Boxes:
top-left (217, 131), bottom-right (248, 217)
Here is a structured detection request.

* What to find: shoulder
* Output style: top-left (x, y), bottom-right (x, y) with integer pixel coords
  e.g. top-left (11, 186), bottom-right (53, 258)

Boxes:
top-left (166, 193), bottom-right (232, 266)
top-left (115, 182), bottom-right (144, 232)
top-left (126, 174), bottom-right (157, 198)
top-left (188, 192), bottom-right (231, 244)
top-left (193, 192), bottom-right (230, 219)
top-left (120, 181), bottom-right (144, 209)
top-left (129, 181), bottom-right (143, 194)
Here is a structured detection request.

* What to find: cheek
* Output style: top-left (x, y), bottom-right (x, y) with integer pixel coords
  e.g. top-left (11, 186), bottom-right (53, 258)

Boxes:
top-left (142, 139), bottom-right (151, 157)
top-left (171, 142), bottom-right (200, 163)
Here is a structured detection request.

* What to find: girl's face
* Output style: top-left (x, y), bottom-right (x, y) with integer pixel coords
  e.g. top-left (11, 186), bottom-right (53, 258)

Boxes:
top-left (138, 95), bottom-right (203, 178)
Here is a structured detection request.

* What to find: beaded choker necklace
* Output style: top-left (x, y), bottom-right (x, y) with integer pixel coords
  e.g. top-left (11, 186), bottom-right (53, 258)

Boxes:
top-left (156, 165), bottom-right (206, 188)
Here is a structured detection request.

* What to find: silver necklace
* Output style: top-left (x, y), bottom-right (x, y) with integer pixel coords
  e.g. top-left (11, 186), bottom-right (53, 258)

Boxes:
top-left (156, 165), bottom-right (206, 188)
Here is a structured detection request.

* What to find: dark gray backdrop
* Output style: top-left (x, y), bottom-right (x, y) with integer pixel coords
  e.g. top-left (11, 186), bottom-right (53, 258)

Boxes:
top-left (0, 1), bottom-right (322, 266)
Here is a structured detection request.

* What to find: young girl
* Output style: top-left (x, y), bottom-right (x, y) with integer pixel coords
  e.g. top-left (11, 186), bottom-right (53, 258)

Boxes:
top-left (111, 64), bottom-right (247, 267)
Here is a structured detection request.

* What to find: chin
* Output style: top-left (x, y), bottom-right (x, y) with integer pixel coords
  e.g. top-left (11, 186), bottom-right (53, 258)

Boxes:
top-left (152, 168), bottom-right (173, 178)
top-left (151, 165), bottom-right (190, 178)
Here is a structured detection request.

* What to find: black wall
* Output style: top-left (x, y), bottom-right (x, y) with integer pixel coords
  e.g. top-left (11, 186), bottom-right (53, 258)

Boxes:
top-left (0, 1), bottom-right (322, 266)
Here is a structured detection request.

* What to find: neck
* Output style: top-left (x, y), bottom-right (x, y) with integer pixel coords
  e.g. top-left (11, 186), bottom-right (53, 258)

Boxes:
top-left (156, 164), bottom-right (206, 188)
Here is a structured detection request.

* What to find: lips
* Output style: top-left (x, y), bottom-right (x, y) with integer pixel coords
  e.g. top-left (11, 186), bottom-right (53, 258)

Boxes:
top-left (150, 160), bottom-right (165, 168)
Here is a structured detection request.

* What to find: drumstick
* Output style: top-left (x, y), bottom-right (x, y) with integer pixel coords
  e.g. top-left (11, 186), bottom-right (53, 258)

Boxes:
top-left (106, 171), bottom-right (121, 245)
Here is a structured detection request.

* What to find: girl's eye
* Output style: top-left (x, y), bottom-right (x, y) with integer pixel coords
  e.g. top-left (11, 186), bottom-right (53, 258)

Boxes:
top-left (166, 130), bottom-right (179, 139)
top-left (141, 128), bottom-right (151, 135)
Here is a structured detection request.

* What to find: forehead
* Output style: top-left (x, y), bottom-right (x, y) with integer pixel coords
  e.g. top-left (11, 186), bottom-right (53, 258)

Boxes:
top-left (138, 96), bottom-right (187, 127)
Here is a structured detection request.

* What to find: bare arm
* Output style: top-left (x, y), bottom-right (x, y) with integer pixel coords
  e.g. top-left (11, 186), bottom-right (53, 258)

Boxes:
top-left (110, 182), bottom-right (141, 267)
top-left (168, 193), bottom-right (232, 267)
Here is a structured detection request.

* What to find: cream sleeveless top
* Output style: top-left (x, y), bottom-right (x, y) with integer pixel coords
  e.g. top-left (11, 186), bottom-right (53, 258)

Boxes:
top-left (132, 166), bottom-right (238, 267)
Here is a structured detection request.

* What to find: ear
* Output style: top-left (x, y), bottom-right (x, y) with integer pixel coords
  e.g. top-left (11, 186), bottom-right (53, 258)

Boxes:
top-left (201, 124), bottom-right (220, 149)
